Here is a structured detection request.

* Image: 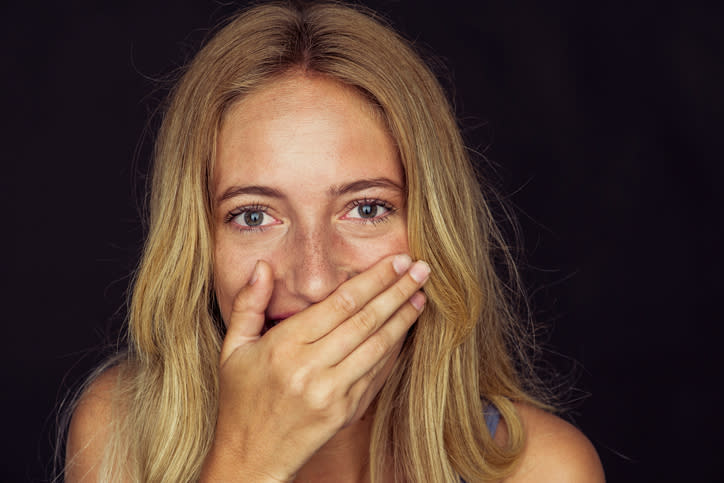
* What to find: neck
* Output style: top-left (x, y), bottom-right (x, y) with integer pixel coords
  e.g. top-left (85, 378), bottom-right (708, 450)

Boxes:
top-left (294, 410), bottom-right (377, 483)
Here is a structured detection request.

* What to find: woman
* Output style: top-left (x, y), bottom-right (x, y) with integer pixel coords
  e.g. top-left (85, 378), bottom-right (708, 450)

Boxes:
top-left (64, 1), bottom-right (604, 481)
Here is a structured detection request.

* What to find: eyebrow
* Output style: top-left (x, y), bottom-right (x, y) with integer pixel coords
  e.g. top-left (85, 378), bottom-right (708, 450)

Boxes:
top-left (328, 177), bottom-right (404, 196)
top-left (217, 177), bottom-right (404, 205)
top-left (217, 185), bottom-right (286, 204)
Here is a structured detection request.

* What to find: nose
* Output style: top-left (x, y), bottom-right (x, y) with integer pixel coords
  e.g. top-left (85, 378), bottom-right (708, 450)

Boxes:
top-left (285, 226), bottom-right (350, 304)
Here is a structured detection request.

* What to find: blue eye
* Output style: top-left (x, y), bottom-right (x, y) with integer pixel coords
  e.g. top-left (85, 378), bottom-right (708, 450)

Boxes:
top-left (227, 205), bottom-right (279, 231)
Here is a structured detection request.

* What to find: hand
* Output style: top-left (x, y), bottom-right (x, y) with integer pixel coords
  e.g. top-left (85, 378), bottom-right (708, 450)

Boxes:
top-left (200, 254), bottom-right (429, 482)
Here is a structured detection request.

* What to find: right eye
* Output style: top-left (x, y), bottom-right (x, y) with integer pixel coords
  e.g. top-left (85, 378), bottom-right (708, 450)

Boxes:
top-left (226, 205), bottom-right (280, 232)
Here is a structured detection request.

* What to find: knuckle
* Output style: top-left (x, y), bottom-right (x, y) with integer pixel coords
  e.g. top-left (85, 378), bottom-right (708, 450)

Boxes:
top-left (352, 307), bottom-right (378, 334)
top-left (317, 404), bottom-right (345, 429)
top-left (286, 365), bottom-right (313, 396)
top-left (230, 291), bottom-right (248, 314)
top-left (333, 400), bottom-right (354, 427)
top-left (389, 281), bottom-right (410, 301)
top-left (351, 373), bottom-right (375, 403)
top-left (397, 301), bottom-right (418, 322)
top-left (304, 382), bottom-right (335, 412)
top-left (332, 288), bottom-right (359, 315)
top-left (300, 381), bottom-right (350, 428)
top-left (367, 332), bottom-right (391, 359)
top-left (372, 266), bottom-right (392, 289)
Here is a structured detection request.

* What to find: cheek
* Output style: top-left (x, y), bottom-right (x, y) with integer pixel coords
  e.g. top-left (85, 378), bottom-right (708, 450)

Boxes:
top-left (340, 229), bottom-right (409, 272)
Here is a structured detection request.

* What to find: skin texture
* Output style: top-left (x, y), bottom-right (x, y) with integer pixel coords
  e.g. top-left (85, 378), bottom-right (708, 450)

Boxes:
top-left (495, 404), bottom-right (606, 482)
top-left (203, 73), bottom-right (429, 482)
top-left (212, 73), bottom-right (410, 331)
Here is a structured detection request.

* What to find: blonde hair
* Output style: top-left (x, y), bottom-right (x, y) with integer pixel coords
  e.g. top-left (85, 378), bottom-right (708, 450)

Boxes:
top-left (63, 1), bottom-right (550, 481)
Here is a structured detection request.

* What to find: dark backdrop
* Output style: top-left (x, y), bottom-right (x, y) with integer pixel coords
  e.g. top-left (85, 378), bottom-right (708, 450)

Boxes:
top-left (3, 1), bottom-right (722, 481)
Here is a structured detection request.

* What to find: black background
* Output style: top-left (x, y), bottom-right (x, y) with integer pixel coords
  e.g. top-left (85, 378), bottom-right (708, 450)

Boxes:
top-left (3, 1), bottom-right (723, 481)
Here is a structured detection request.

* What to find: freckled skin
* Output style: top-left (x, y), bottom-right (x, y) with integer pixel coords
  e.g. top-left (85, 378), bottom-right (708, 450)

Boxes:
top-left (210, 77), bottom-right (411, 478)
top-left (213, 74), bottom-right (408, 326)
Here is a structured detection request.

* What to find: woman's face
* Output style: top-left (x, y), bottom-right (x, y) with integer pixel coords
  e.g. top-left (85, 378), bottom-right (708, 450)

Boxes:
top-left (212, 74), bottom-right (408, 329)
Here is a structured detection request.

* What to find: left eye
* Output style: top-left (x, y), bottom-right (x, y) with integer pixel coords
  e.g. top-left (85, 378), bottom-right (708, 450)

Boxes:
top-left (345, 201), bottom-right (391, 220)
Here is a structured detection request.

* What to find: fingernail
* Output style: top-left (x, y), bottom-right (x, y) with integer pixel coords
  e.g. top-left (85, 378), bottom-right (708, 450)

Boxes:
top-left (392, 254), bottom-right (412, 274)
top-left (410, 291), bottom-right (426, 311)
top-left (249, 260), bottom-right (261, 285)
top-left (409, 261), bottom-right (430, 283)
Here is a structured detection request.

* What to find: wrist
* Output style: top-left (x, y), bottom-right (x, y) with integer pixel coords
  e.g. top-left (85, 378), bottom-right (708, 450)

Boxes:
top-left (200, 437), bottom-right (292, 483)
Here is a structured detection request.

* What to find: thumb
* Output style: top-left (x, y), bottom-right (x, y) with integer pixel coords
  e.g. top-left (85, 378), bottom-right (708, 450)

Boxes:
top-left (220, 260), bottom-right (273, 366)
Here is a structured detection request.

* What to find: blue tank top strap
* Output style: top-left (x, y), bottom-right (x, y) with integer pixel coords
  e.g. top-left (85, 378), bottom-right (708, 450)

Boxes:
top-left (483, 402), bottom-right (500, 437)
top-left (460, 403), bottom-right (500, 483)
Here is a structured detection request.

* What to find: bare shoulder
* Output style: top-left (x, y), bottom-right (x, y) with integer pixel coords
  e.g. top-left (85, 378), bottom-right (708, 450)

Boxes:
top-left (499, 403), bottom-right (605, 482)
top-left (65, 363), bottom-right (125, 482)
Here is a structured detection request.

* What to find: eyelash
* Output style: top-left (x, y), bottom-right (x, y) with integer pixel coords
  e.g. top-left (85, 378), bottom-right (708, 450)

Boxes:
top-left (345, 198), bottom-right (397, 225)
top-left (224, 203), bottom-right (274, 233)
top-left (223, 198), bottom-right (397, 232)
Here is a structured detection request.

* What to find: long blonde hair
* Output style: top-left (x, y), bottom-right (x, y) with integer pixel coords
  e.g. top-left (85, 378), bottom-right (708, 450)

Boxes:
top-left (64, 1), bottom-right (549, 481)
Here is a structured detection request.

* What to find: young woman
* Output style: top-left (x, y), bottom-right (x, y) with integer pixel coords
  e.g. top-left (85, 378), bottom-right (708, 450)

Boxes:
top-left (64, 2), bottom-right (604, 481)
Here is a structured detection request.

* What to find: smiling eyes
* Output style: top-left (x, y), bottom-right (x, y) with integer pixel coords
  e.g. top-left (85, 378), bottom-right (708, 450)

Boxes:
top-left (226, 204), bottom-right (279, 231)
top-left (225, 199), bottom-right (396, 232)
top-left (344, 200), bottom-right (393, 221)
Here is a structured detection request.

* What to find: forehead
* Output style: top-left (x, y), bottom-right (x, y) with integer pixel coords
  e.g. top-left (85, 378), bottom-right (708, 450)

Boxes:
top-left (213, 74), bottom-right (402, 193)
top-left (224, 72), bottom-right (386, 127)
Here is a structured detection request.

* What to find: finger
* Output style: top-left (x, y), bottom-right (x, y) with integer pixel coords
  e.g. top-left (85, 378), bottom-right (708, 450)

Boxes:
top-left (220, 260), bottom-right (274, 366)
top-left (315, 261), bottom-right (429, 366)
top-left (286, 253), bottom-right (414, 343)
top-left (340, 345), bottom-right (398, 425)
top-left (334, 290), bottom-right (424, 385)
